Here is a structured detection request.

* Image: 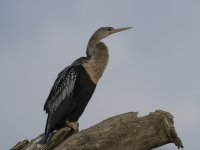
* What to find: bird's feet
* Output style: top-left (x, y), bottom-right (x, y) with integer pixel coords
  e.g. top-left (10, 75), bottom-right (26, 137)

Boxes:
top-left (65, 120), bottom-right (79, 133)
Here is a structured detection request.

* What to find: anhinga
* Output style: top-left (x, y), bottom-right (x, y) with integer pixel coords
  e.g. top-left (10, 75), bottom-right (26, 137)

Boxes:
top-left (40, 27), bottom-right (132, 144)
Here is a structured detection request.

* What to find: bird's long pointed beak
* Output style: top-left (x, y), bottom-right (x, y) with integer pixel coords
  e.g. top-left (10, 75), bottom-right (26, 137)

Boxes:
top-left (111, 27), bottom-right (132, 34)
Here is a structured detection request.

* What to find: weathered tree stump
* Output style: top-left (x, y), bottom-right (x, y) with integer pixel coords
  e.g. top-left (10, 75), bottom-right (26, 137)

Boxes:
top-left (11, 110), bottom-right (183, 150)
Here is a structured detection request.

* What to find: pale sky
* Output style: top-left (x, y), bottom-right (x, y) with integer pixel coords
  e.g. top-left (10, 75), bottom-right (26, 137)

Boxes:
top-left (0, 1), bottom-right (200, 149)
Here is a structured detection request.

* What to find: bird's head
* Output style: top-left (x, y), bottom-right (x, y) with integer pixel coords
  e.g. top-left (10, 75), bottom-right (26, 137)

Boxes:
top-left (90, 27), bottom-right (132, 42)
top-left (87, 27), bottom-right (132, 57)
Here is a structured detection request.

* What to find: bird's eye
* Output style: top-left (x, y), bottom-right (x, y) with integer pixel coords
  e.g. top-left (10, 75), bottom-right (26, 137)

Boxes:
top-left (107, 28), bottom-right (112, 31)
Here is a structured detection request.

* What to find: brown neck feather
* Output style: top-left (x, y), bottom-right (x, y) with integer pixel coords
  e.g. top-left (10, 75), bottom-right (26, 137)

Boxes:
top-left (83, 42), bottom-right (109, 84)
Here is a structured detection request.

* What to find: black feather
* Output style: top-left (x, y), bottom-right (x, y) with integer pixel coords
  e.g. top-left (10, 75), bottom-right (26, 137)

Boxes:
top-left (44, 66), bottom-right (76, 113)
top-left (41, 57), bottom-right (96, 143)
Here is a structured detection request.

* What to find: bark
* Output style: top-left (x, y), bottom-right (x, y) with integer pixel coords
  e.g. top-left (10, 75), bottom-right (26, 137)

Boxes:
top-left (11, 110), bottom-right (183, 150)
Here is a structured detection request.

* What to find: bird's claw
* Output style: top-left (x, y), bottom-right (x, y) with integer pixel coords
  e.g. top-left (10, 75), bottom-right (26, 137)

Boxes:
top-left (65, 120), bottom-right (79, 133)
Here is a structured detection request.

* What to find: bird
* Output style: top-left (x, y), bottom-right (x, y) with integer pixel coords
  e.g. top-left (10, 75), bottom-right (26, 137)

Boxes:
top-left (39, 27), bottom-right (132, 144)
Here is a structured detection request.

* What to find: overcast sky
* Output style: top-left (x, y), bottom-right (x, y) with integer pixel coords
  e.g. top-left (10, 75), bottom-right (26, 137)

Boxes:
top-left (0, 1), bottom-right (200, 149)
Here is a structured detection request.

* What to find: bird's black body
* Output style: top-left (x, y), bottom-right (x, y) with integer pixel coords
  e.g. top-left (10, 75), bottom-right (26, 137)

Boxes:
top-left (41, 58), bottom-right (96, 143)
top-left (39, 27), bottom-right (131, 144)
top-left (65, 64), bottom-right (96, 122)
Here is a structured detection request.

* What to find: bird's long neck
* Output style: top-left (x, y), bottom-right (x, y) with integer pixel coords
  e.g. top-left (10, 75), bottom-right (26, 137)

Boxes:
top-left (86, 36), bottom-right (99, 57)
top-left (83, 40), bottom-right (109, 84)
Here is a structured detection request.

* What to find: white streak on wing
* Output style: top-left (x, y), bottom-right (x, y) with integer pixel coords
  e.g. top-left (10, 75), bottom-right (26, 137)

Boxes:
top-left (46, 57), bottom-right (88, 114)
top-left (50, 69), bottom-right (77, 113)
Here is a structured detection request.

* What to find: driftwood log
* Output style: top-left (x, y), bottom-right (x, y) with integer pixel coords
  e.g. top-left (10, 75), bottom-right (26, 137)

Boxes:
top-left (11, 110), bottom-right (183, 150)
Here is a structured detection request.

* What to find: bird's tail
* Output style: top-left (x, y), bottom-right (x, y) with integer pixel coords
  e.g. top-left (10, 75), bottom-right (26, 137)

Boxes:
top-left (37, 115), bottom-right (51, 145)
top-left (37, 134), bottom-right (48, 145)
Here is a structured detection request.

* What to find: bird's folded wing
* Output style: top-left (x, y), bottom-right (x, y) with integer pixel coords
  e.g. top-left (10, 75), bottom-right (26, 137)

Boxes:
top-left (44, 66), bottom-right (77, 113)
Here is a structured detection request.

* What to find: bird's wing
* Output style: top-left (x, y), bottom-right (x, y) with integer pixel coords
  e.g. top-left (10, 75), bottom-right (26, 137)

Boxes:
top-left (44, 66), bottom-right (77, 114)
